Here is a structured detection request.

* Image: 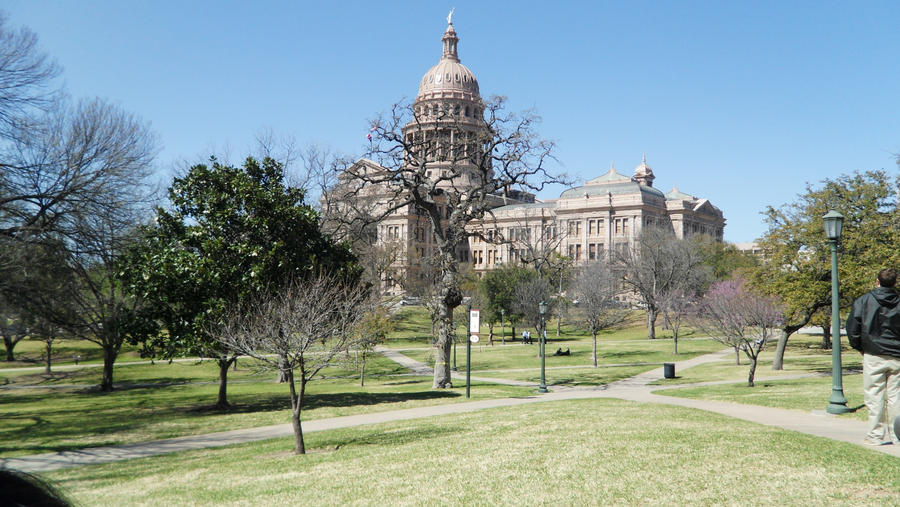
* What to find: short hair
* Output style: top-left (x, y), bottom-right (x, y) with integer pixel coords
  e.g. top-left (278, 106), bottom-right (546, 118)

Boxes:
top-left (0, 469), bottom-right (71, 507)
top-left (878, 268), bottom-right (897, 288)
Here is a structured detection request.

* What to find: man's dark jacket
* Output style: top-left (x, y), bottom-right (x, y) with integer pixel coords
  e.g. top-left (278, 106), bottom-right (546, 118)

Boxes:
top-left (846, 287), bottom-right (900, 358)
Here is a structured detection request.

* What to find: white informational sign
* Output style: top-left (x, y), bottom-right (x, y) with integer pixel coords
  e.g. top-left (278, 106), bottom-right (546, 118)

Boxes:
top-left (469, 309), bottom-right (480, 334)
top-left (470, 334), bottom-right (479, 343)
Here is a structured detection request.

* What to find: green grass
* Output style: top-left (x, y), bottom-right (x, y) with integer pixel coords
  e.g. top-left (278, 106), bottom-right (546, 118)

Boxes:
top-left (47, 398), bottom-right (900, 506)
top-left (0, 338), bottom-right (143, 369)
top-left (0, 356), bottom-right (531, 458)
top-left (656, 374), bottom-right (870, 421)
top-left (650, 353), bottom-right (863, 386)
top-left (475, 365), bottom-right (654, 386)
top-left (401, 337), bottom-right (724, 373)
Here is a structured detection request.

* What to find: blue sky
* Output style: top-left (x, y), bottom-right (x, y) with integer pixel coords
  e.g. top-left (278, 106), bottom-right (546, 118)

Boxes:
top-left (5, 1), bottom-right (899, 242)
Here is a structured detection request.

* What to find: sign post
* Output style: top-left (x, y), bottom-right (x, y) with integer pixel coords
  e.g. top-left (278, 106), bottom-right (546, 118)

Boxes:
top-left (467, 307), bottom-right (480, 398)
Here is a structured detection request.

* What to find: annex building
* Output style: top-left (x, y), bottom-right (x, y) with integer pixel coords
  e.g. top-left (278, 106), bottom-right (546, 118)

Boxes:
top-left (337, 17), bottom-right (725, 294)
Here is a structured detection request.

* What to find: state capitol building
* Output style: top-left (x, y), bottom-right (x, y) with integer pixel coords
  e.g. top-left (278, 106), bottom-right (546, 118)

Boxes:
top-left (337, 17), bottom-right (725, 294)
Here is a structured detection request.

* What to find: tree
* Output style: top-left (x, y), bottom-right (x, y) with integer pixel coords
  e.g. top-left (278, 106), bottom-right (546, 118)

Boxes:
top-left (355, 305), bottom-right (393, 386)
top-left (1, 97), bottom-right (158, 241)
top-left (0, 13), bottom-right (61, 138)
top-left (1, 98), bottom-right (159, 391)
top-left (694, 278), bottom-right (782, 386)
top-left (657, 288), bottom-right (695, 354)
top-left (696, 237), bottom-right (758, 280)
top-left (325, 95), bottom-right (561, 388)
top-left (124, 156), bottom-right (358, 407)
top-left (218, 274), bottom-right (371, 454)
top-left (750, 170), bottom-right (900, 370)
top-left (479, 263), bottom-right (537, 341)
top-left (572, 261), bottom-right (628, 366)
top-left (512, 276), bottom-right (554, 336)
top-left (615, 227), bottom-right (710, 339)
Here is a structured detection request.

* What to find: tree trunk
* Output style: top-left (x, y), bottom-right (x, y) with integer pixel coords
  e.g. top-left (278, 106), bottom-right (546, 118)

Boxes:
top-left (592, 331), bottom-right (598, 367)
top-left (4, 335), bottom-right (20, 361)
top-left (556, 313), bottom-right (561, 337)
top-left (277, 355), bottom-right (289, 383)
top-left (772, 312), bottom-right (816, 370)
top-left (360, 350), bottom-right (366, 387)
top-left (288, 369), bottom-right (306, 454)
top-left (747, 356), bottom-right (757, 387)
top-left (822, 318), bottom-right (832, 350)
top-left (45, 341), bottom-right (52, 374)
top-left (216, 357), bottom-right (234, 408)
top-left (100, 345), bottom-right (117, 392)
top-left (647, 308), bottom-right (658, 339)
top-left (511, 324), bottom-right (517, 342)
top-left (673, 330), bottom-right (679, 355)
top-left (734, 347), bottom-right (741, 365)
top-left (433, 300), bottom-right (455, 388)
top-left (772, 329), bottom-right (790, 370)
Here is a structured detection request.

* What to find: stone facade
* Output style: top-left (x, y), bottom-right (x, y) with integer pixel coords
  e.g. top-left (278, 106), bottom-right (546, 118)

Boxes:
top-left (336, 18), bottom-right (725, 293)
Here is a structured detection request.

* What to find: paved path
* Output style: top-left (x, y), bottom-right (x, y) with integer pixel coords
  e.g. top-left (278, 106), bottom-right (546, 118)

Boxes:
top-left (3, 348), bottom-right (897, 473)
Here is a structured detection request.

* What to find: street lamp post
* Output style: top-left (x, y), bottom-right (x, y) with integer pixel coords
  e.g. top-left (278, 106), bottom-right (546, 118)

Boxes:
top-left (538, 300), bottom-right (548, 393)
top-left (824, 210), bottom-right (850, 414)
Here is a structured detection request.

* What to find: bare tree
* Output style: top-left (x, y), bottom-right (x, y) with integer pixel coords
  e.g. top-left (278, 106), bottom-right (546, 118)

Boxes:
top-left (657, 288), bottom-right (696, 355)
top-left (572, 261), bottom-right (628, 367)
top-left (1, 97), bottom-right (159, 240)
top-left (2, 99), bottom-right (158, 390)
top-left (0, 13), bottom-right (61, 138)
top-left (512, 276), bottom-right (554, 336)
top-left (615, 227), bottom-right (710, 339)
top-left (218, 274), bottom-right (372, 454)
top-left (324, 96), bottom-right (562, 388)
top-left (694, 278), bottom-right (782, 386)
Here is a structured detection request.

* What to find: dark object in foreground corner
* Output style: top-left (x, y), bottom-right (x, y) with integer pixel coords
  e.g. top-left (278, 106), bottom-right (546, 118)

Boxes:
top-left (664, 362), bottom-right (676, 379)
top-left (0, 469), bottom-right (72, 506)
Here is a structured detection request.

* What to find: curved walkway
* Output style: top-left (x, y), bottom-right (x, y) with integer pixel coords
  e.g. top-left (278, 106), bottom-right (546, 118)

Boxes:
top-left (2, 348), bottom-right (896, 473)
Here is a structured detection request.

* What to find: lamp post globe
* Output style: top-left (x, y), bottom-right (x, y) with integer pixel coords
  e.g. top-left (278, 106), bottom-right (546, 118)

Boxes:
top-left (824, 210), bottom-right (850, 414)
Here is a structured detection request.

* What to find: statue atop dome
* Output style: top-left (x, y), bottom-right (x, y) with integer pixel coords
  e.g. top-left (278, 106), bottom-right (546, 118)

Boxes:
top-left (447, 8), bottom-right (454, 25)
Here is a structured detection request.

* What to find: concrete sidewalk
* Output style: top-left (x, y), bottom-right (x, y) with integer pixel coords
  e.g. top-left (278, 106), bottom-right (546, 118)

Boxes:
top-left (3, 348), bottom-right (897, 473)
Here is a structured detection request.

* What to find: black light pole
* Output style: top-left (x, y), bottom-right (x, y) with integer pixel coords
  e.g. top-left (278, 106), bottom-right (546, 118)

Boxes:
top-left (538, 300), bottom-right (548, 393)
top-left (823, 210), bottom-right (850, 414)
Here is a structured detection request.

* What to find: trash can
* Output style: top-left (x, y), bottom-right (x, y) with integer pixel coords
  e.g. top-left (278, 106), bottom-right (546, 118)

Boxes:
top-left (663, 362), bottom-right (675, 379)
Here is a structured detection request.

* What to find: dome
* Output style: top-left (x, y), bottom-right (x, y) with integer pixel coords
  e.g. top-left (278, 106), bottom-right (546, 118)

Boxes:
top-left (417, 22), bottom-right (480, 100)
top-left (632, 154), bottom-right (655, 187)
top-left (633, 154), bottom-right (653, 178)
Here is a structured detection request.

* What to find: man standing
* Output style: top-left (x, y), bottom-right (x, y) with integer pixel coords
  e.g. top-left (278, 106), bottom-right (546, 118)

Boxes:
top-left (846, 268), bottom-right (900, 445)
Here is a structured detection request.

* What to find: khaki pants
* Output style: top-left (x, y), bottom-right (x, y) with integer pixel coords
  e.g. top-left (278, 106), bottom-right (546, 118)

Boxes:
top-left (862, 353), bottom-right (900, 442)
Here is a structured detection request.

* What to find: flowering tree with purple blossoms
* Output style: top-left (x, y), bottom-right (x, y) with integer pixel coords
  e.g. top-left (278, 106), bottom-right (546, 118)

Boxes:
top-left (695, 277), bottom-right (783, 386)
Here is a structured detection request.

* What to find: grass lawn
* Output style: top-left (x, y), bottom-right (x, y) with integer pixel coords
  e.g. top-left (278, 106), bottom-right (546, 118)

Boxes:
top-left (656, 374), bottom-right (869, 422)
top-left (649, 354), bottom-right (863, 386)
top-left (0, 356), bottom-right (532, 458)
top-left (475, 365), bottom-right (654, 386)
top-left (400, 337), bottom-right (723, 374)
top-left (384, 305), bottom-right (696, 348)
top-left (47, 398), bottom-right (900, 505)
top-left (0, 339), bottom-right (143, 369)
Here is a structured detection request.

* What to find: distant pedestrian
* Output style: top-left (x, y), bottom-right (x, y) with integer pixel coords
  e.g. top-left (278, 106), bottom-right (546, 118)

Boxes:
top-left (522, 330), bottom-right (528, 344)
top-left (846, 268), bottom-right (900, 445)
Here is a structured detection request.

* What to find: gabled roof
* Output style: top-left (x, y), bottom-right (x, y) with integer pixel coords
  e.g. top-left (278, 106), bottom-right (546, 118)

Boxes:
top-left (585, 165), bottom-right (632, 185)
top-left (665, 185), bottom-right (695, 201)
